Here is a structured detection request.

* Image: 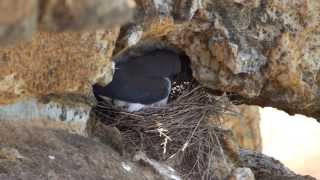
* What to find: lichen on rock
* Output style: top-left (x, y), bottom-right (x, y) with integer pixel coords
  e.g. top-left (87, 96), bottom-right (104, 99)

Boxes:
top-left (0, 29), bottom-right (119, 105)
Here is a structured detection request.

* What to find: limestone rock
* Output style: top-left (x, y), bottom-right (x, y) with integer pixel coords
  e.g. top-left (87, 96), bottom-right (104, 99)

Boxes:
top-left (227, 168), bottom-right (255, 180)
top-left (115, 0), bottom-right (320, 120)
top-left (0, 0), bottom-right (134, 46)
top-left (0, 121), bottom-right (156, 180)
top-left (219, 105), bottom-right (262, 152)
top-left (0, 29), bottom-right (118, 105)
top-left (1, 0), bottom-right (320, 121)
top-left (239, 149), bottom-right (316, 180)
top-left (38, 0), bottom-right (135, 31)
top-left (0, 0), bottom-right (38, 46)
top-left (0, 95), bottom-right (92, 134)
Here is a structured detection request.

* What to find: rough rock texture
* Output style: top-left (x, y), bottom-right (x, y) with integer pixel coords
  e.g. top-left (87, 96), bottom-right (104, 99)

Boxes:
top-left (0, 29), bottom-right (118, 105)
top-left (0, 118), bottom-right (311, 179)
top-left (219, 105), bottom-right (262, 152)
top-left (0, 121), bottom-right (156, 180)
top-left (239, 149), bottom-right (316, 180)
top-left (38, 0), bottom-right (135, 32)
top-left (0, 95), bottom-right (92, 134)
top-left (226, 168), bottom-right (255, 180)
top-left (0, 0), bottom-right (134, 46)
top-left (1, 0), bottom-right (320, 120)
top-left (0, 0), bottom-right (318, 179)
top-left (0, 0), bottom-right (37, 46)
top-left (115, 0), bottom-right (320, 120)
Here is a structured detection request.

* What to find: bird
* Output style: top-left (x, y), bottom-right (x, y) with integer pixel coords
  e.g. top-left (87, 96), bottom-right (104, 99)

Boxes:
top-left (93, 50), bottom-right (182, 112)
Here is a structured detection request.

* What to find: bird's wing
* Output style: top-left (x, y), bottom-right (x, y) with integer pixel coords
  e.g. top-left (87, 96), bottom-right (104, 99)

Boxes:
top-left (94, 72), bottom-right (171, 104)
top-left (116, 50), bottom-right (182, 77)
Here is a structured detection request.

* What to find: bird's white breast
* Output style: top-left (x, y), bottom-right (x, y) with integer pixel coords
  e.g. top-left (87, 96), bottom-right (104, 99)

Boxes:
top-left (113, 78), bottom-right (171, 112)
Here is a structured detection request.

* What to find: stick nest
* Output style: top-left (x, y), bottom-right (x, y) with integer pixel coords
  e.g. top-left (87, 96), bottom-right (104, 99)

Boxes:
top-left (94, 84), bottom-right (234, 180)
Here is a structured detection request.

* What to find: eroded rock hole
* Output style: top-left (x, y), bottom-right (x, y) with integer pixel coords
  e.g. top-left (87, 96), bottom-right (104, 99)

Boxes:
top-left (93, 49), bottom-right (195, 112)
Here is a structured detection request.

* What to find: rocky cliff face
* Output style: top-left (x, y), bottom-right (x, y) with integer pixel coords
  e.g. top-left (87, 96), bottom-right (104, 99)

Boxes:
top-left (116, 0), bottom-right (320, 120)
top-left (0, 0), bottom-right (319, 179)
top-left (1, 0), bottom-right (320, 120)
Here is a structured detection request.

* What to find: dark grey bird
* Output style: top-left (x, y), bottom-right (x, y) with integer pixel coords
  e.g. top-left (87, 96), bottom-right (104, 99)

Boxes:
top-left (93, 50), bottom-right (182, 112)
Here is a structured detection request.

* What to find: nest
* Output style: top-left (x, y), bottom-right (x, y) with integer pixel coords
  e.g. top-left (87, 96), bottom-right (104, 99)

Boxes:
top-left (94, 84), bottom-right (234, 180)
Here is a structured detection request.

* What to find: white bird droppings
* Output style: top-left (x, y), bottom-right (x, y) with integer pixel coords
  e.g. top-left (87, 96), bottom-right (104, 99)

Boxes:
top-left (48, 155), bottom-right (55, 160)
top-left (121, 162), bottom-right (132, 172)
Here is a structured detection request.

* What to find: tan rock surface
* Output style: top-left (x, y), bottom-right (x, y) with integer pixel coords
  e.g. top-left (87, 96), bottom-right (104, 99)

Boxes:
top-left (38, 0), bottom-right (135, 31)
top-left (219, 105), bottom-right (262, 152)
top-left (0, 29), bottom-right (118, 104)
top-left (113, 0), bottom-right (320, 120)
top-left (0, 0), bottom-right (134, 46)
top-left (0, 0), bottom-right (38, 46)
top-left (1, 0), bottom-right (320, 120)
top-left (0, 1), bottom-right (318, 179)
top-left (239, 149), bottom-right (316, 180)
top-left (0, 121), bottom-right (155, 180)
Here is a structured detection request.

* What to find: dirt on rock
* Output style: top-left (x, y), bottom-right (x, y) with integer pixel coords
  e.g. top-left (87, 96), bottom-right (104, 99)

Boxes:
top-left (0, 121), bottom-right (150, 180)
